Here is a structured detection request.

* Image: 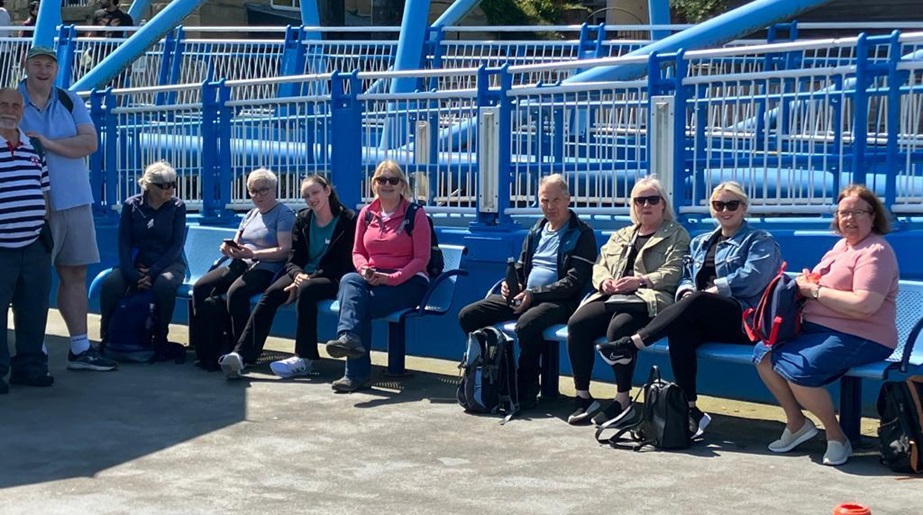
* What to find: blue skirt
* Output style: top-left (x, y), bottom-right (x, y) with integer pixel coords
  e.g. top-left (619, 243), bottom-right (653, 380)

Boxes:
top-left (752, 322), bottom-right (894, 387)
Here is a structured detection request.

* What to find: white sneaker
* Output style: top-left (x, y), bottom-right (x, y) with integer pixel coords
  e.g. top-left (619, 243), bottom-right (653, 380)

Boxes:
top-left (823, 439), bottom-right (852, 466)
top-left (768, 418), bottom-right (819, 453)
top-left (270, 357), bottom-right (314, 378)
top-left (218, 352), bottom-right (245, 380)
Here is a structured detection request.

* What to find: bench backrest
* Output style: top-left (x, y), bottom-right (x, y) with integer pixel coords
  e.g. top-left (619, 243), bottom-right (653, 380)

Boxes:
top-left (182, 226), bottom-right (235, 285)
top-left (895, 280), bottom-right (923, 367)
top-left (420, 244), bottom-right (467, 315)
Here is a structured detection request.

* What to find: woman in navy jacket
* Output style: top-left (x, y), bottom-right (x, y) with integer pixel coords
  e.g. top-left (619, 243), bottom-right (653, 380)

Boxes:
top-left (596, 181), bottom-right (782, 436)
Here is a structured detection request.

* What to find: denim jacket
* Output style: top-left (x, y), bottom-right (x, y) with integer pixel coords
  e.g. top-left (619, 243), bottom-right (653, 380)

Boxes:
top-left (675, 220), bottom-right (782, 311)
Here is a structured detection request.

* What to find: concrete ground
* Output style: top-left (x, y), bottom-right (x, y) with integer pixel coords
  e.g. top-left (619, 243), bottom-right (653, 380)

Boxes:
top-left (1, 310), bottom-right (921, 514)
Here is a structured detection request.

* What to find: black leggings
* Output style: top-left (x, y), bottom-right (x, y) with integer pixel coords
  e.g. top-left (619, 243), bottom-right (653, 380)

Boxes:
top-left (567, 298), bottom-right (650, 393)
top-left (191, 263), bottom-right (275, 349)
top-left (636, 291), bottom-right (749, 402)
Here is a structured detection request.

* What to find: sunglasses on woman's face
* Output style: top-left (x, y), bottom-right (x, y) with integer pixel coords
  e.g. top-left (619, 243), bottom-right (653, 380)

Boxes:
top-left (632, 195), bottom-right (662, 207)
top-left (374, 176), bottom-right (401, 185)
top-left (151, 182), bottom-right (176, 190)
top-left (711, 200), bottom-right (742, 212)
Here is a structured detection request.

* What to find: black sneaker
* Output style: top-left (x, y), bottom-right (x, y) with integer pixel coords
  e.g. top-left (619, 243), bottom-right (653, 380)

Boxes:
top-left (9, 369), bottom-right (54, 387)
top-left (325, 333), bottom-right (366, 359)
top-left (591, 399), bottom-right (627, 427)
top-left (67, 347), bottom-right (118, 371)
top-left (567, 396), bottom-right (602, 425)
top-left (517, 382), bottom-right (540, 410)
top-left (596, 337), bottom-right (637, 366)
top-left (689, 406), bottom-right (712, 438)
top-left (331, 376), bottom-right (372, 393)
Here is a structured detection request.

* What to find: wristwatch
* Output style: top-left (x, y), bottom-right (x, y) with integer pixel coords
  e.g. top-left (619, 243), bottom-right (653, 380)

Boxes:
top-left (811, 285), bottom-right (822, 299)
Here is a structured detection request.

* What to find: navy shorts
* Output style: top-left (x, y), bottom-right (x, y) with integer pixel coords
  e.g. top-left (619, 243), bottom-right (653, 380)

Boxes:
top-left (752, 322), bottom-right (894, 387)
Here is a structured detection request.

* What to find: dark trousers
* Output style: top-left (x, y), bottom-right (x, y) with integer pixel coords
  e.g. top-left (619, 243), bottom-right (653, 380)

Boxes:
top-left (99, 260), bottom-right (185, 344)
top-left (458, 294), bottom-right (574, 389)
top-left (234, 274), bottom-right (338, 363)
top-left (566, 298), bottom-right (650, 392)
top-left (190, 263), bottom-right (275, 357)
top-left (0, 239), bottom-right (51, 377)
top-left (637, 291), bottom-right (748, 402)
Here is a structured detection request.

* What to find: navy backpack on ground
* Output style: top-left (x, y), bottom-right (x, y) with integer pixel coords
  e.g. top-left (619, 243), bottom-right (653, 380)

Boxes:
top-left (743, 262), bottom-right (804, 346)
top-left (457, 326), bottom-right (518, 423)
top-left (106, 289), bottom-right (158, 363)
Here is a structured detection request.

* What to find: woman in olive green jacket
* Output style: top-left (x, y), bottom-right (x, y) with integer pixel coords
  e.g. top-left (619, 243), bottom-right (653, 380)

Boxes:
top-left (565, 177), bottom-right (690, 426)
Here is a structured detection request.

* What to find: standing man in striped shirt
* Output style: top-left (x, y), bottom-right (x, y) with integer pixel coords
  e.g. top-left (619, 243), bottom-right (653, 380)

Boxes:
top-left (0, 88), bottom-right (53, 394)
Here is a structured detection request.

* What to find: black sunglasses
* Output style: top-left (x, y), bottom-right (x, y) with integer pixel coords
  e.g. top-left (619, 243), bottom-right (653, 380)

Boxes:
top-left (151, 182), bottom-right (176, 190)
top-left (374, 176), bottom-right (401, 185)
top-left (632, 195), bottom-right (662, 207)
top-left (711, 200), bottom-right (742, 212)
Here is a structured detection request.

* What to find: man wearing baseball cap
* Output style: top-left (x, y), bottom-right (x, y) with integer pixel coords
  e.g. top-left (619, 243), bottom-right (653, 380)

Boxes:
top-left (19, 46), bottom-right (118, 374)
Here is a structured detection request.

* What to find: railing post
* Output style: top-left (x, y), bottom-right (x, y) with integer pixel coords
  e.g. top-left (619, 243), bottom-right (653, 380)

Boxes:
top-left (55, 25), bottom-right (78, 89)
top-left (279, 26), bottom-right (307, 93)
top-left (200, 79), bottom-right (233, 224)
top-left (425, 25), bottom-right (446, 91)
top-left (884, 31), bottom-right (905, 210)
top-left (649, 50), bottom-right (687, 218)
top-left (330, 71), bottom-right (363, 211)
top-left (89, 88), bottom-right (118, 222)
top-left (155, 27), bottom-right (179, 105)
top-left (472, 65), bottom-right (515, 229)
top-left (851, 34), bottom-right (871, 187)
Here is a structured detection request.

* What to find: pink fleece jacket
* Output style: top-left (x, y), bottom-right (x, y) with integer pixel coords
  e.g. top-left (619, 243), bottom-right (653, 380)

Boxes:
top-left (353, 197), bottom-right (431, 286)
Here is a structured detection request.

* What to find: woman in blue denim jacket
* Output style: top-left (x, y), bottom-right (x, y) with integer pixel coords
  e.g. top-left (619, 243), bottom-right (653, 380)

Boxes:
top-left (596, 182), bottom-right (782, 436)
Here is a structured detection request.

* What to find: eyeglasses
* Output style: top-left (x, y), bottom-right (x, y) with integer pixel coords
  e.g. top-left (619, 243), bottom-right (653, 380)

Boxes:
top-left (632, 195), bottom-right (662, 207)
top-left (151, 182), bottom-right (176, 190)
top-left (837, 209), bottom-right (872, 219)
top-left (711, 200), bottom-right (742, 212)
top-left (248, 187), bottom-right (271, 197)
top-left (374, 176), bottom-right (402, 185)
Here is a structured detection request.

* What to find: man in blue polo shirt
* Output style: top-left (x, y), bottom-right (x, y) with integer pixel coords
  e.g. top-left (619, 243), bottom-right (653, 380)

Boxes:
top-left (20, 46), bottom-right (117, 372)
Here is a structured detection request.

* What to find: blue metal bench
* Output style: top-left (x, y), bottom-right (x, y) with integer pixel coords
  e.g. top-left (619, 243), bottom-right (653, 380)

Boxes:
top-left (498, 280), bottom-right (923, 443)
top-left (90, 225), bottom-right (469, 377)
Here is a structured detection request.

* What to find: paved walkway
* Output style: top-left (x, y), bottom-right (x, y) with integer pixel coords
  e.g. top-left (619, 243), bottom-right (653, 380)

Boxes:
top-left (1, 310), bottom-right (919, 514)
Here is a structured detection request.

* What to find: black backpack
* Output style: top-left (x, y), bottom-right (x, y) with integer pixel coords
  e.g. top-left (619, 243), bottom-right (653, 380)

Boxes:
top-left (596, 366), bottom-right (692, 450)
top-left (877, 376), bottom-right (923, 474)
top-left (364, 202), bottom-right (444, 278)
top-left (106, 289), bottom-right (158, 363)
top-left (457, 326), bottom-right (518, 423)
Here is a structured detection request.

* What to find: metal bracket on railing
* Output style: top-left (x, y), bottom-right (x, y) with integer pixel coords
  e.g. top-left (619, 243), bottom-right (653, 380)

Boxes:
top-left (414, 120), bottom-right (432, 204)
top-left (650, 95), bottom-right (676, 207)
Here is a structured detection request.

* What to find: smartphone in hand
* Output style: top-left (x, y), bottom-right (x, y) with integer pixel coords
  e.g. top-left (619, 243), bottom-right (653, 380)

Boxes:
top-left (223, 239), bottom-right (240, 249)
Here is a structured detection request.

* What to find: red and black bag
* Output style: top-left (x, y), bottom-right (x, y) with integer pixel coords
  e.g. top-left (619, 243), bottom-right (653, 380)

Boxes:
top-left (743, 262), bottom-right (805, 346)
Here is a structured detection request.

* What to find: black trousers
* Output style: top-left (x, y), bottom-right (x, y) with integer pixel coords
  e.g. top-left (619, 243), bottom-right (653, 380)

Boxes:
top-left (190, 263), bottom-right (275, 359)
top-left (234, 274), bottom-right (338, 363)
top-left (566, 298), bottom-right (650, 393)
top-left (637, 291), bottom-right (749, 402)
top-left (458, 294), bottom-right (573, 389)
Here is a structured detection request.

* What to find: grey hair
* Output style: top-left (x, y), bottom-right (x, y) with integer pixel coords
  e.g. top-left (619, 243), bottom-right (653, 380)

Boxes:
top-left (539, 173), bottom-right (570, 196)
top-left (629, 176), bottom-right (675, 225)
top-left (137, 161), bottom-right (177, 191)
top-left (247, 168), bottom-right (278, 190)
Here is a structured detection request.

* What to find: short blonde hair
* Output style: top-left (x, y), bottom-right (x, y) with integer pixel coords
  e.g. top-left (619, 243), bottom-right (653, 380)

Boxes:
top-left (708, 181), bottom-right (749, 216)
top-left (138, 161), bottom-right (177, 191)
top-left (629, 176), bottom-right (674, 225)
top-left (247, 168), bottom-right (278, 190)
top-left (371, 160), bottom-right (412, 199)
top-left (539, 173), bottom-right (570, 196)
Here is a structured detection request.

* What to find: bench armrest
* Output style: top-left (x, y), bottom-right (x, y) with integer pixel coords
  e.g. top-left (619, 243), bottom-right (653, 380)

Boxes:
top-left (406, 268), bottom-right (469, 318)
top-left (899, 316), bottom-right (923, 374)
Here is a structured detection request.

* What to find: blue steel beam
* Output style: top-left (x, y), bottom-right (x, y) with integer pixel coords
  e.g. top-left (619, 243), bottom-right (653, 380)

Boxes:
top-left (432, 0), bottom-right (481, 27)
top-left (71, 0), bottom-right (208, 92)
top-left (566, 0), bottom-right (837, 83)
top-left (32, 0), bottom-right (62, 48)
top-left (648, 0), bottom-right (671, 40)
top-left (128, 0), bottom-right (152, 23)
top-left (300, 0), bottom-right (322, 41)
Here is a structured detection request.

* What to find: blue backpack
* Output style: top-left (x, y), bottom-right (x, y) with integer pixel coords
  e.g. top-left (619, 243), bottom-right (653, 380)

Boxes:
top-left (106, 289), bottom-right (158, 363)
top-left (457, 326), bottom-right (519, 423)
top-left (743, 262), bottom-right (805, 346)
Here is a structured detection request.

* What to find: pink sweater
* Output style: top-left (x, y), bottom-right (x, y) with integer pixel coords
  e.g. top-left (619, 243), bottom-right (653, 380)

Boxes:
top-left (804, 233), bottom-right (899, 348)
top-left (353, 197), bottom-right (431, 286)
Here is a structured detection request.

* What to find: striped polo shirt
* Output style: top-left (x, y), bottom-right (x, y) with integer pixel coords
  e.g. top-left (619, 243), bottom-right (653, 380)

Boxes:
top-left (0, 130), bottom-right (49, 249)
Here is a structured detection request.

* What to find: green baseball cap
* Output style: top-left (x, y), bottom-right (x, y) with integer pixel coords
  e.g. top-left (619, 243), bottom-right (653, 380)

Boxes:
top-left (26, 46), bottom-right (57, 61)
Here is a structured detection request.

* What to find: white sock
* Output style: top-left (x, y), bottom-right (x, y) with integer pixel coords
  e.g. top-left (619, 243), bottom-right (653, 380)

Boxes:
top-left (70, 335), bottom-right (90, 355)
top-left (575, 390), bottom-right (591, 399)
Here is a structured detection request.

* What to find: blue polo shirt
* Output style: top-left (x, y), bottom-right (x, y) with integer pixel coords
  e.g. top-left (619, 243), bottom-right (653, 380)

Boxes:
top-left (18, 83), bottom-right (96, 211)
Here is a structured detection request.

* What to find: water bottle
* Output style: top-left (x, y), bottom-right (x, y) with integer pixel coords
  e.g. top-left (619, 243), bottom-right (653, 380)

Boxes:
top-left (505, 257), bottom-right (521, 307)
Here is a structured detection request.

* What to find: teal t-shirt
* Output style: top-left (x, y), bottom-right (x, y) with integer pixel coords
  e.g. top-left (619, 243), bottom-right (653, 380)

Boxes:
top-left (304, 214), bottom-right (339, 274)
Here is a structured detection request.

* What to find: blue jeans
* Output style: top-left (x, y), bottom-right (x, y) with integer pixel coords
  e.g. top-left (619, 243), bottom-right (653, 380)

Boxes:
top-left (0, 239), bottom-right (52, 377)
top-left (336, 272), bottom-right (428, 380)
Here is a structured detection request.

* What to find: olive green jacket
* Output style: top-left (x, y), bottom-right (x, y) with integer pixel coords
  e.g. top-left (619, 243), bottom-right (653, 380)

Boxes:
top-left (584, 220), bottom-right (690, 318)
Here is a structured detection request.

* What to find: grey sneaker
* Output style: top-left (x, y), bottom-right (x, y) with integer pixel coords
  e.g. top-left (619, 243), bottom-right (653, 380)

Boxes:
top-left (67, 347), bottom-right (118, 371)
top-left (218, 352), bottom-right (245, 380)
top-left (331, 376), bottom-right (372, 393)
top-left (325, 333), bottom-right (366, 359)
top-left (270, 357), bottom-right (315, 378)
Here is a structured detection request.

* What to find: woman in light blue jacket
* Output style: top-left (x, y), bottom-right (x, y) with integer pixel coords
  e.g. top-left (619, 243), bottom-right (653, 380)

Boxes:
top-left (596, 182), bottom-right (782, 436)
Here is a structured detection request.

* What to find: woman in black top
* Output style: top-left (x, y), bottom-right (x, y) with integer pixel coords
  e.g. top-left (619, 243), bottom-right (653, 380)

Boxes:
top-left (220, 175), bottom-right (356, 378)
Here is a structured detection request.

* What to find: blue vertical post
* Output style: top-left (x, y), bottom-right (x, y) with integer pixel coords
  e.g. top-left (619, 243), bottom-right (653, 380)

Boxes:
top-left (155, 27), bottom-right (178, 104)
top-left (54, 25), bottom-right (78, 89)
top-left (300, 0), bottom-right (322, 41)
top-left (200, 80), bottom-right (221, 223)
top-left (216, 80), bottom-right (234, 222)
top-left (852, 34), bottom-right (873, 188)
top-left (472, 65), bottom-right (514, 229)
top-left (330, 72), bottom-right (363, 211)
top-left (31, 0), bottom-right (62, 48)
top-left (884, 32), bottom-right (903, 209)
top-left (72, 0), bottom-right (209, 91)
top-left (279, 26), bottom-right (307, 99)
top-left (89, 89), bottom-right (115, 221)
top-left (648, 0), bottom-right (671, 40)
